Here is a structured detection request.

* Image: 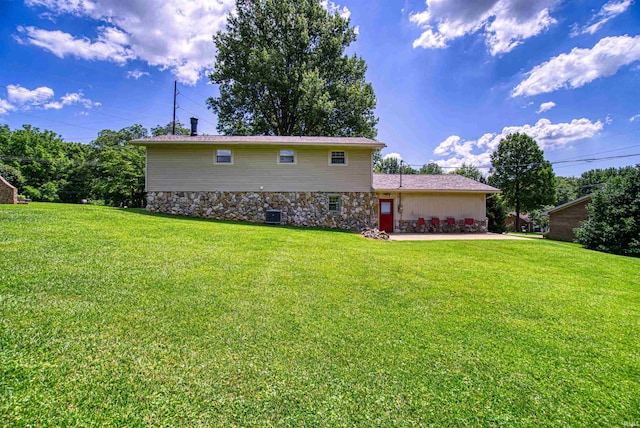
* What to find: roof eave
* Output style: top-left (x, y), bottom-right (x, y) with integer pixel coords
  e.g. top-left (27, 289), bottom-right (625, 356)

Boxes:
top-left (373, 188), bottom-right (501, 193)
top-left (545, 194), bottom-right (593, 215)
top-left (130, 139), bottom-right (386, 149)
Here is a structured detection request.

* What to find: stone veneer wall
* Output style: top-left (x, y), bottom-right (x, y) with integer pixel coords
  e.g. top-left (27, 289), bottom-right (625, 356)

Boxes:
top-left (0, 175), bottom-right (17, 204)
top-left (398, 218), bottom-right (488, 233)
top-left (147, 191), bottom-right (378, 231)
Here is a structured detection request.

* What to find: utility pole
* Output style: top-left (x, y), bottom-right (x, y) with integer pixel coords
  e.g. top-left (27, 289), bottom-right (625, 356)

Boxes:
top-left (172, 80), bottom-right (177, 135)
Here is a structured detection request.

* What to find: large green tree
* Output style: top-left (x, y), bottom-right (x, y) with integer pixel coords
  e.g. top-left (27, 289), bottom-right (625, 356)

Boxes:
top-left (576, 165), bottom-right (640, 257)
top-left (208, 0), bottom-right (378, 137)
top-left (489, 133), bottom-right (555, 232)
top-left (0, 124), bottom-right (93, 202)
top-left (91, 125), bottom-right (148, 208)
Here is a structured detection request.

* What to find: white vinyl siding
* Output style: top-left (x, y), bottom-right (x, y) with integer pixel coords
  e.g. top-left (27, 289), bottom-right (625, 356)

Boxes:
top-left (146, 145), bottom-right (374, 192)
top-left (381, 192), bottom-right (487, 223)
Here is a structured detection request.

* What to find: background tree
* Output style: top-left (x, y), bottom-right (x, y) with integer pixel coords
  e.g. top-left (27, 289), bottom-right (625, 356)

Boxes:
top-left (489, 133), bottom-right (556, 232)
top-left (0, 163), bottom-right (25, 190)
top-left (555, 176), bottom-right (578, 205)
top-left (575, 165), bottom-right (640, 257)
top-left (91, 125), bottom-right (148, 207)
top-left (419, 162), bottom-right (443, 175)
top-left (208, 0), bottom-right (377, 137)
top-left (374, 157), bottom-right (401, 174)
top-left (151, 121), bottom-right (190, 137)
top-left (0, 125), bottom-right (91, 202)
top-left (576, 166), bottom-right (635, 197)
top-left (451, 163), bottom-right (485, 182)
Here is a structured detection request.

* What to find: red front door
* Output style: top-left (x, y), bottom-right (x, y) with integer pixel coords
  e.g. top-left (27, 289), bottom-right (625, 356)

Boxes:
top-left (379, 199), bottom-right (394, 232)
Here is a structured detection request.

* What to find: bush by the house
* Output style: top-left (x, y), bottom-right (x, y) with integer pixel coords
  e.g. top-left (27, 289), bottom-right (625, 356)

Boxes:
top-left (575, 165), bottom-right (640, 257)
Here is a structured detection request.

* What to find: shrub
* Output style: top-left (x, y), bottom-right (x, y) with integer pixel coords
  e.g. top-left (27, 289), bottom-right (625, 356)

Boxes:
top-left (575, 165), bottom-right (640, 257)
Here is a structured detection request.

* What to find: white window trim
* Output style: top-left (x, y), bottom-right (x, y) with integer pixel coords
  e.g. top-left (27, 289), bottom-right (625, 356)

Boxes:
top-left (277, 149), bottom-right (296, 165)
top-left (328, 194), bottom-right (341, 212)
top-left (214, 148), bottom-right (234, 165)
top-left (329, 150), bottom-right (348, 166)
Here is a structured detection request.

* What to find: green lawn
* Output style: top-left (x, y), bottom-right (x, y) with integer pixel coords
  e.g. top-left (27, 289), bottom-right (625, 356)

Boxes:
top-left (1, 203), bottom-right (639, 427)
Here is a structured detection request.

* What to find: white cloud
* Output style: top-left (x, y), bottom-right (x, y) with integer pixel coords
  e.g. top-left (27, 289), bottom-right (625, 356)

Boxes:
top-left (44, 101), bottom-right (63, 110)
top-left (383, 152), bottom-right (403, 161)
top-left (1, 85), bottom-right (100, 114)
top-left (60, 91), bottom-right (101, 108)
top-left (433, 117), bottom-right (604, 167)
top-left (512, 35), bottom-right (640, 97)
top-left (20, 0), bottom-right (236, 85)
top-left (320, 0), bottom-right (351, 19)
top-left (536, 101), bottom-right (556, 114)
top-left (7, 84), bottom-right (54, 106)
top-left (574, 0), bottom-right (633, 36)
top-left (126, 70), bottom-right (149, 80)
top-left (0, 99), bottom-right (15, 115)
top-left (630, 114), bottom-right (640, 122)
top-left (410, 0), bottom-right (557, 55)
top-left (16, 26), bottom-right (134, 64)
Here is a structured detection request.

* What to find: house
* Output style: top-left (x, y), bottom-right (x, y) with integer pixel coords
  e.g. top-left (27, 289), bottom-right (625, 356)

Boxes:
top-left (545, 194), bottom-right (593, 242)
top-left (0, 175), bottom-right (17, 204)
top-left (506, 212), bottom-right (532, 232)
top-left (131, 128), bottom-right (499, 232)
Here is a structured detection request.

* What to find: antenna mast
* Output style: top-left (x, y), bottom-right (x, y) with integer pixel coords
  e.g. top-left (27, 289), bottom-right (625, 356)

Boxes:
top-left (172, 80), bottom-right (177, 135)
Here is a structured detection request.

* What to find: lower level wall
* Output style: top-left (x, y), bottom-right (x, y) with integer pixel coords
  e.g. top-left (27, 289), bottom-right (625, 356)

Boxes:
top-left (147, 191), bottom-right (378, 231)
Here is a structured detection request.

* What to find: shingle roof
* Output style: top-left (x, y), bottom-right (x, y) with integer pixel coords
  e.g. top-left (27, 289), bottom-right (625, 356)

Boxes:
top-left (373, 174), bottom-right (500, 193)
top-left (130, 135), bottom-right (385, 148)
top-left (545, 194), bottom-right (593, 215)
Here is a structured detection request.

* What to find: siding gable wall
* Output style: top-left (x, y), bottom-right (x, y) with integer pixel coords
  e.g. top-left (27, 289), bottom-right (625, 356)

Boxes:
top-left (146, 145), bottom-right (373, 192)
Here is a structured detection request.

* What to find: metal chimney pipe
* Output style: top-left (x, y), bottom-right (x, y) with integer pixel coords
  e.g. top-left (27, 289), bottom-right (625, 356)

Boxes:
top-left (190, 117), bottom-right (198, 136)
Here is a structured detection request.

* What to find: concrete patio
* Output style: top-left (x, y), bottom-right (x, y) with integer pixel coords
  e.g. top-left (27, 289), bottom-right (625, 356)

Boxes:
top-left (388, 233), bottom-right (532, 241)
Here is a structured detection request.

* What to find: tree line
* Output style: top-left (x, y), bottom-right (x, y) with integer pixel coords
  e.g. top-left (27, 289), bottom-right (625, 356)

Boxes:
top-left (0, 122), bottom-right (188, 207)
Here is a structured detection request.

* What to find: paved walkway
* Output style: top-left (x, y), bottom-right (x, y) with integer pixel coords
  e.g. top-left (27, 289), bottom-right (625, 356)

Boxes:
top-left (388, 233), bottom-right (530, 241)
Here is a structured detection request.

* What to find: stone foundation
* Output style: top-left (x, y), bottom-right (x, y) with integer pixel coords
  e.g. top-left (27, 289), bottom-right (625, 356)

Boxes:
top-left (398, 218), bottom-right (488, 233)
top-left (146, 191), bottom-right (378, 231)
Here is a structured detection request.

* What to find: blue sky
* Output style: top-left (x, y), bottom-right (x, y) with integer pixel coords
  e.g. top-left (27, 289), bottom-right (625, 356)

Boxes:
top-left (1, 0), bottom-right (640, 177)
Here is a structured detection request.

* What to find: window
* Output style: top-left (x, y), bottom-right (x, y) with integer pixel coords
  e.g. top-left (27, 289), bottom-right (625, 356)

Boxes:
top-left (215, 149), bottom-right (232, 164)
top-left (328, 195), bottom-right (341, 212)
top-left (330, 151), bottom-right (347, 165)
top-left (278, 149), bottom-right (295, 164)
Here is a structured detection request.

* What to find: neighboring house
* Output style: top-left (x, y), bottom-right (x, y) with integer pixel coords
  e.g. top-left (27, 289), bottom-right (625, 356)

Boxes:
top-left (506, 212), bottom-right (532, 232)
top-left (545, 194), bottom-right (593, 242)
top-left (0, 175), bottom-right (17, 204)
top-left (131, 129), bottom-right (499, 231)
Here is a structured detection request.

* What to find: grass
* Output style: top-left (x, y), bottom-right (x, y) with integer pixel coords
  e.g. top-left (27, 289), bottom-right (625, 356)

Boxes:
top-left (1, 203), bottom-right (639, 427)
